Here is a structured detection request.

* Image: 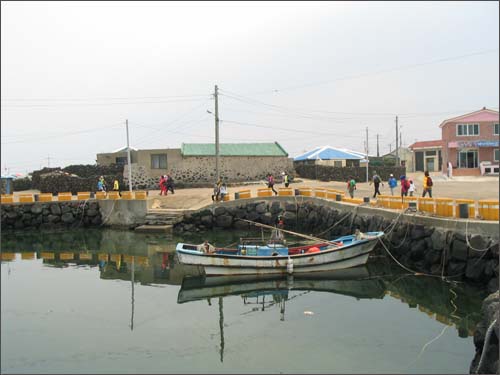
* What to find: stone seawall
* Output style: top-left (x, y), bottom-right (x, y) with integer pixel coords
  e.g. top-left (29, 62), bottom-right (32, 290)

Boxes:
top-left (1, 201), bottom-right (103, 230)
top-left (175, 197), bottom-right (499, 292)
top-left (469, 291), bottom-right (499, 374)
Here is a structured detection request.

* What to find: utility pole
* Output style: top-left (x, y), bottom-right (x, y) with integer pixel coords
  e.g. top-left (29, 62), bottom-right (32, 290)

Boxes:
top-left (47, 155), bottom-right (50, 168)
top-left (395, 116), bottom-right (399, 167)
top-left (376, 134), bottom-right (380, 157)
top-left (365, 127), bottom-right (369, 183)
top-left (389, 144), bottom-right (392, 153)
top-left (126, 119), bottom-right (133, 192)
top-left (214, 85), bottom-right (220, 182)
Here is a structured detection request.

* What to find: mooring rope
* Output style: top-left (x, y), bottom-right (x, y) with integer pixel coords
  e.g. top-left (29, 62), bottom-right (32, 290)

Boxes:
top-left (405, 282), bottom-right (459, 371)
top-left (476, 318), bottom-right (498, 374)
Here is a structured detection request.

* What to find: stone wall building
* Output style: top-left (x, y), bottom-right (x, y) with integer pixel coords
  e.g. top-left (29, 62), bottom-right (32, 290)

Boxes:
top-left (96, 142), bottom-right (293, 188)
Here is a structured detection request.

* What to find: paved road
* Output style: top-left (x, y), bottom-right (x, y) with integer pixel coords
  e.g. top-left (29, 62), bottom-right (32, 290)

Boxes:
top-left (148, 172), bottom-right (499, 210)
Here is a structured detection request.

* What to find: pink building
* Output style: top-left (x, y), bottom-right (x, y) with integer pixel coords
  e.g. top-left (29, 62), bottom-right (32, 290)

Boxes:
top-left (441, 108), bottom-right (499, 176)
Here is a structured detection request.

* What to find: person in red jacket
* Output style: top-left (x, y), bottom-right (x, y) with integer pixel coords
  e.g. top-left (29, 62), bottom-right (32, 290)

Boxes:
top-left (400, 175), bottom-right (410, 202)
top-left (159, 175), bottom-right (167, 196)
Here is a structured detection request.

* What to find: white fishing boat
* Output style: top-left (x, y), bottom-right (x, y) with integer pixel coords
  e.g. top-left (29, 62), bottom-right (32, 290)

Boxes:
top-left (176, 229), bottom-right (384, 277)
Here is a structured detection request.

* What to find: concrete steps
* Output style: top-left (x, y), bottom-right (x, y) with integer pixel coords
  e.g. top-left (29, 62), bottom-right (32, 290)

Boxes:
top-left (135, 209), bottom-right (185, 233)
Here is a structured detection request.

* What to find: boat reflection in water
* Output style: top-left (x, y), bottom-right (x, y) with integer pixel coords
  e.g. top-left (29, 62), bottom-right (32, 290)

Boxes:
top-left (177, 266), bottom-right (385, 362)
top-left (177, 266), bottom-right (386, 307)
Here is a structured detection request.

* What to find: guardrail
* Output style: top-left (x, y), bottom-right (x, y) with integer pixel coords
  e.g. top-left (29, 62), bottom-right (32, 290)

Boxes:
top-left (1, 191), bottom-right (149, 204)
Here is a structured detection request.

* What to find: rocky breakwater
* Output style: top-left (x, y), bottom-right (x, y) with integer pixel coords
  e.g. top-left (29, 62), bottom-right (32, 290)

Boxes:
top-left (1, 201), bottom-right (102, 230)
top-left (469, 291), bottom-right (499, 374)
top-left (175, 198), bottom-right (499, 292)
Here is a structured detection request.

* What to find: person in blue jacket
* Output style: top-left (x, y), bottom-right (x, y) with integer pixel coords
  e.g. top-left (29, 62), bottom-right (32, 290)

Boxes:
top-left (387, 174), bottom-right (397, 196)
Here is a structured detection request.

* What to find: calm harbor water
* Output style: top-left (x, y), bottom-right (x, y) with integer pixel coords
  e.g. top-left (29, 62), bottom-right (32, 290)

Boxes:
top-left (1, 229), bottom-right (487, 374)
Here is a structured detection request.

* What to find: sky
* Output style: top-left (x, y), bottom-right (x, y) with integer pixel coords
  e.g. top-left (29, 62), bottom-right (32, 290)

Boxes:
top-left (1, 1), bottom-right (499, 175)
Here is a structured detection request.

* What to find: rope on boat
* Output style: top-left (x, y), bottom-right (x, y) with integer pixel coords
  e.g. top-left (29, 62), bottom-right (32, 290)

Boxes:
top-left (236, 218), bottom-right (341, 247)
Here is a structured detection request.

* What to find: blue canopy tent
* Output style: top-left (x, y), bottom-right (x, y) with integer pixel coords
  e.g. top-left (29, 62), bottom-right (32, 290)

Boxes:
top-left (294, 146), bottom-right (365, 162)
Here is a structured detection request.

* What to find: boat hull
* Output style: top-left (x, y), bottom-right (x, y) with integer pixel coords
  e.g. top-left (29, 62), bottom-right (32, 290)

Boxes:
top-left (176, 233), bottom-right (382, 276)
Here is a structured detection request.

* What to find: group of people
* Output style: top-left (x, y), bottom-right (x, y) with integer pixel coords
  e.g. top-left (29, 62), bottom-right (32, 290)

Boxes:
top-left (347, 171), bottom-right (433, 200)
top-left (159, 174), bottom-right (175, 196)
top-left (212, 178), bottom-right (228, 202)
top-left (97, 176), bottom-right (121, 195)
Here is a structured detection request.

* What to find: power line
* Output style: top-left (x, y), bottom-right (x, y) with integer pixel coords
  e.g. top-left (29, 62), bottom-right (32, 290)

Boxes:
top-left (132, 100), bottom-right (211, 146)
top-left (0, 97), bottom-right (210, 109)
top-left (1, 94), bottom-right (211, 102)
top-left (226, 48), bottom-right (499, 95)
top-left (1, 123), bottom-right (124, 144)
top-left (221, 118), bottom-right (362, 138)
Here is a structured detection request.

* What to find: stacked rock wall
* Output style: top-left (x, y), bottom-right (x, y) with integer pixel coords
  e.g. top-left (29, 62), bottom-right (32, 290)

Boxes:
top-left (294, 163), bottom-right (407, 182)
top-left (1, 201), bottom-right (103, 230)
top-left (175, 199), bottom-right (499, 292)
top-left (30, 165), bottom-right (125, 194)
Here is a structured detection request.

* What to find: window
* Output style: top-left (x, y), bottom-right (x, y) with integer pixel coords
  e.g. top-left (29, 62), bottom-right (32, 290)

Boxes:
top-left (495, 123), bottom-right (499, 136)
top-left (115, 157), bottom-right (127, 165)
top-left (457, 149), bottom-right (478, 168)
top-left (151, 154), bottom-right (167, 169)
top-left (495, 149), bottom-right (499, 162)
top-left (456, 123), bottom-right (479, 136)
top-left (425, 150), bottom-right (436, 156)
top-left (333, 160), bottom-right (343, 167)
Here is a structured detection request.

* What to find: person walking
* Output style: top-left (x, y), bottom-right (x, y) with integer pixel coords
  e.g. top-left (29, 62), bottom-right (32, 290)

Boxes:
top-left (400, 175), bottom-right (410, 202)
top-left (159, 175), bottom-right (167, 196)
top-left (422, 171), bottom-right (433, 198)
top-left (267, 173), bottom-right (278, 196)
top-left (166, 173), bottom-right (175, 194)
top-left (347, 176), bottom-right (356, 198)
top-left (283, 172), bottom-right (290, 188)
top-left (211, 183), bottom-right (220, 202)
top-left (408, 180), bottom-right (416, 197)
top-left (387, 174), bottom-right (397, 196)
top-left (113, 178), bottom-right (121, 197)
top-left (369, 172), bottom-right (383, 198)
top-left (97, 176), bottom-right (105, 192)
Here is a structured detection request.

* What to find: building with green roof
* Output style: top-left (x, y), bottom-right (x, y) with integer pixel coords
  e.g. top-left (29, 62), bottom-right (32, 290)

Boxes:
top-left (97, 142), bottom-right (292, 187)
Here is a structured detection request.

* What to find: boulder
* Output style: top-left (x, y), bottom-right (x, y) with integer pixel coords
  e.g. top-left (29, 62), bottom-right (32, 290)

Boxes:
top-left (468, 235), bottom-right (491, 257)
top-left (214, 206), bottom-right (227, 216)
top-left (200, 215), bottom-right (213, 227)
top-left (47, 214), bottom-right (60, 223)
top-left (451, 239), bottom-right (468, 261)
top-left (410, 224), bottom-right (427, 240)
top-left (270, 201), bottom-right (281, 214)
top-left (30, 204), bottom-right (43, 215)
top-left (50, 204), bottom-right (61, 215)
top-left (255, 202), bottom-right (267, 214)
top-left (216, 215), bottom-right (233, 228)
top-left (465, 258), bottom-right (487, 282)
top-left (61, 212), bottom-right (75, 224)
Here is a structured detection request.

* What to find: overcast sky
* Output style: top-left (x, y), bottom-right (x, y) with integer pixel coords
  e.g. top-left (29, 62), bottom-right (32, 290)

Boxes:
top-left (1, 1), bottom-right (499, 175)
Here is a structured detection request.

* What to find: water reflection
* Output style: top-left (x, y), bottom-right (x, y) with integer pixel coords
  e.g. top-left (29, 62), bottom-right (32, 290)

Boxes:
top-left (1, 228), bottom-right (487, 341)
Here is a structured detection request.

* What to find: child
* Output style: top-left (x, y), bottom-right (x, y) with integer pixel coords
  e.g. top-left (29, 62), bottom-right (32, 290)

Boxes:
top-left (408, 180), bottom-right (416, 196)
top-left (219, 183), bottom-right (227, 201)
